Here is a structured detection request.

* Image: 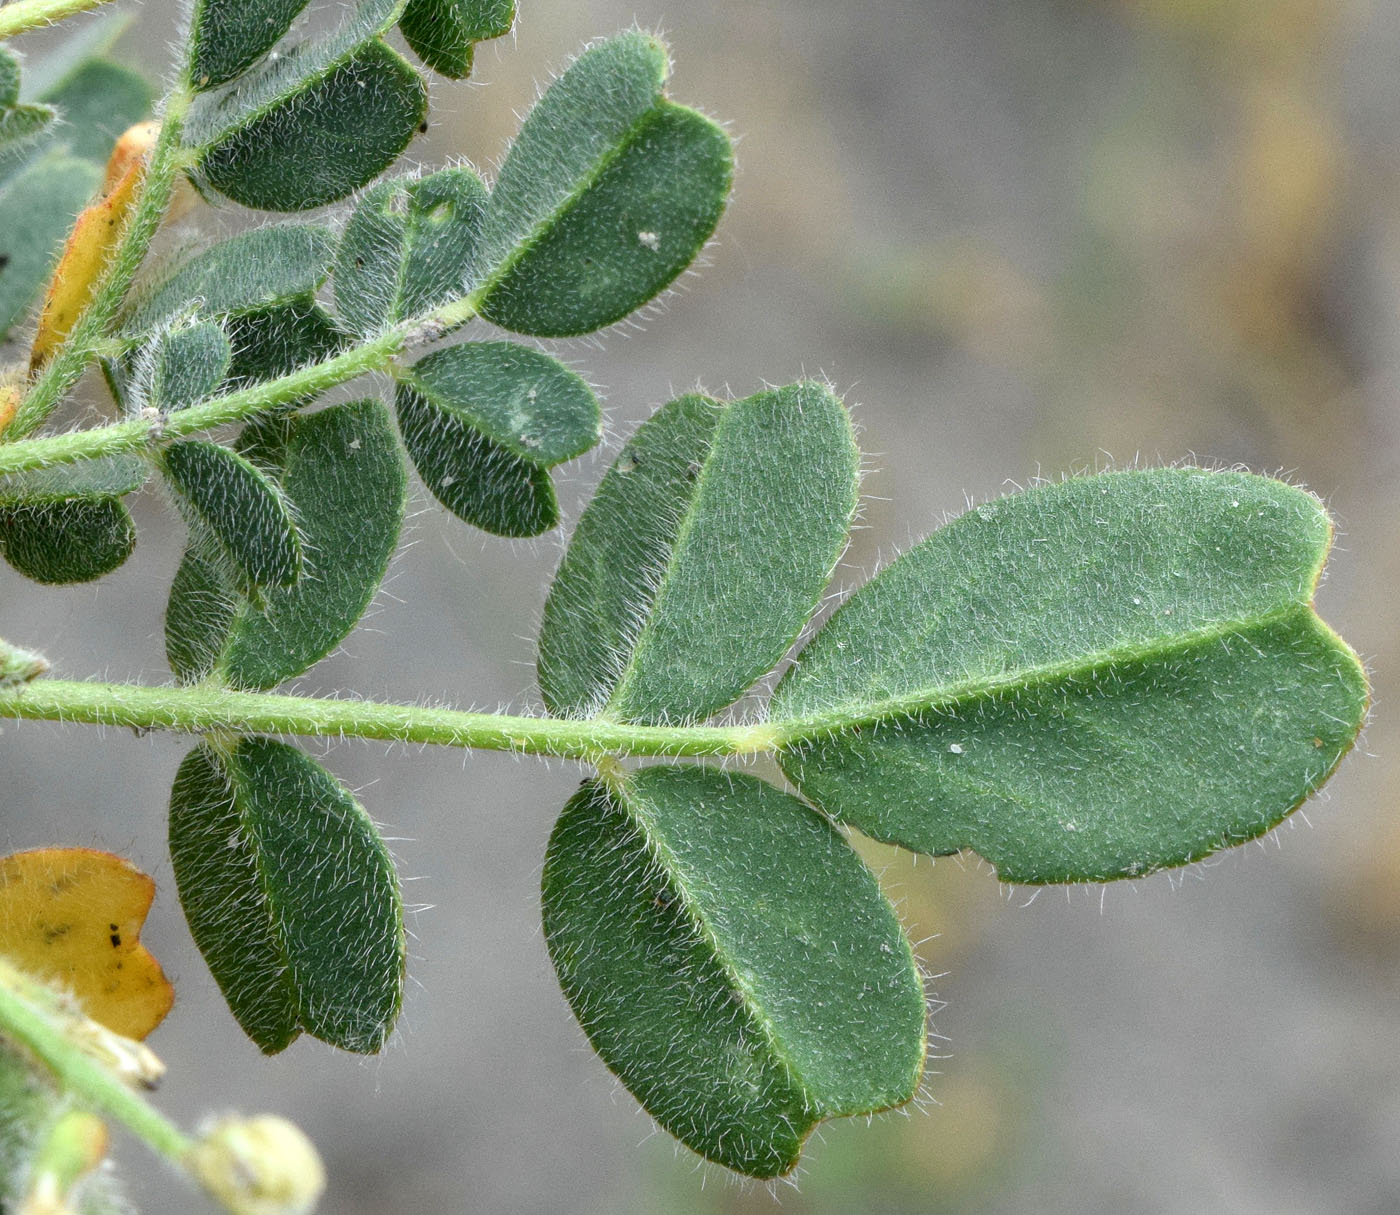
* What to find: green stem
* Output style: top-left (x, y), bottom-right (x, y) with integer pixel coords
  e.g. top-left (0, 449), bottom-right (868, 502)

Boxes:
top-left (0, 294), bottom-right (480, 478)
top-left (0, 960), bottom-right (192, 1165)
top-left (5, 88), bottom-right (194, 441)
top-left (0, 0), bottom-right (115, 40)
top-left (0, 678), bottom-right (783, 758)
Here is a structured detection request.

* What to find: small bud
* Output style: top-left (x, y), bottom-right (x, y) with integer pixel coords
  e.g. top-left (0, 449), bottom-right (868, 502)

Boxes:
top-left (0, 638), bottom-right (49, 686)
top-left (186, 1116), bottom-right (326, 1215)
top-left (18, 1111), bottom-right (109, 1215)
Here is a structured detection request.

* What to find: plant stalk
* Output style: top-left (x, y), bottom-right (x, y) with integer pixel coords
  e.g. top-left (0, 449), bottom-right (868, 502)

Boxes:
top-left (0, 678), bottom-right (784, 759)
top-left (0, 960), bottom-right (192, 1165)
top-left (0, 296), bottom-right (481, 477)
top-left (5, 88), bottom-right (195, 440)
top-left (0, 0), bottom-right (115, 40)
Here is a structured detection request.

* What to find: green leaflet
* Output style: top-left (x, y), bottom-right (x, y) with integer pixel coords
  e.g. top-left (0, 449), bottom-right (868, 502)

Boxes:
top-left (184, 0), bottom-right (426, 211)
top-left (161, 439), bottom-right (302, 593)
top-left (37, 58), bottom-right (151, 163)
top-left (169, 737), bottom-right (404, 1054)
top-left (0, 454), bottom-right (148, 501)
top-left (0, 152), bottom-right (100, 340)
top-left (0, 49), bottom-right (18, 107)
top-left (165, 399), bottom-right (405, 689)
top-left (474, 30), bottom-right (732, 336)
top-left (0, 498), bottom-right (135, 585)
top-left (399, 0), bottom-right (514, 78)
top-left (537, 383), bottom-right (858, 724)
top-left (770, 469), bottom-right (1370, 883)
top-left (332, 167), bottom-right (488, 336)
top-left (117, 226), bottom-right (341, 403)
top-left (0, 456), bottom-right (147, 584)
top-left (188, 0), bottom-right (312, 90)
top-left (223, 302), bottom-right (344, 385)
top-left (143, 319), bottom-right (232, 411)
top-left (395, 341), bottom-right (600, 537)
top-left (124, 225), bottom-right (336, 333)
top-left (0, 102), bottom-right (54, 165)
top-left (542, 767), bottom-right (925, 1178)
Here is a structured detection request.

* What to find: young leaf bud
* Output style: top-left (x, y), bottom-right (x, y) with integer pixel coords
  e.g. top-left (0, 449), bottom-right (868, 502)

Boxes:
top-left (186, 1115), bottom-right (326, 1215)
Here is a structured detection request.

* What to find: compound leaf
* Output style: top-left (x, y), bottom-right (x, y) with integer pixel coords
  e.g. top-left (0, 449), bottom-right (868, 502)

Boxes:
top-left (474, 30), bottom-right (732, 336)
top-left (399, 0), bottom-right (514, 78)
top-left (169, 737), bottom-right (404, 1053)
top-left (165, 398), bottom-right (405, 688)
top-left (395, 341), bottom-right (599, 536)
top-left (538, 382), bottom-right (858, 723)
top-left (770, 469), bottom-right (1369, 883)
top-left (161, 439), bottom-right (301, 593)
top-left (542, 766), bottom-right (925, 1178)
top-left (188, 0), bottom-right (313, 91)
top-left (185, 0), bottom-right (426, 211)
top-left (333, 167), bottom-right (487, 336)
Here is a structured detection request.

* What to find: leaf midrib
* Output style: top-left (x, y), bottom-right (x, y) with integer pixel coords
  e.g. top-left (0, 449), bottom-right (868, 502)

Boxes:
top-left (185, 0), bottom-right (407, 147)
top-left (598, 402), bottom-right (726, 721)
top-left (772, 601), bottom-right (1319, 742)
top-left (219, 744), bottom-right (304, 1037)
top-left (469, 99), bottom-right (675, 313)
top-left (611, 775), bottom-right (819, 1127)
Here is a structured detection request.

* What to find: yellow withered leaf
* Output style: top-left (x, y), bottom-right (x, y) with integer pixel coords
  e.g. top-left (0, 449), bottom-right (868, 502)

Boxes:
top-left (0, 381), bottom-right (18, 434)
top-left (0, 848), bottom-right (173, 1040)
top-left (29, 121), bottom-right (161, 374)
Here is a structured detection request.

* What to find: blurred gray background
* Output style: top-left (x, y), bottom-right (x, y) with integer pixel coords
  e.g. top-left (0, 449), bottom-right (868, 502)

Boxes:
top-left (5, 0), bottom-right (1400, 1211)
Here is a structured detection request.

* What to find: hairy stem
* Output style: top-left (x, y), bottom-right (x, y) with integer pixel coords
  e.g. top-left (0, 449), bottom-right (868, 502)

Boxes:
top-left (0, 960), bottom-right (192, 1165)
top-left (0, 0), bottom-right (115, 40)
top-left (0, 295), bottom-right (480, 477)
top-left (0, 678), bottom-right (783, 759)
top-left (5, 89), bottom-right (195, 440)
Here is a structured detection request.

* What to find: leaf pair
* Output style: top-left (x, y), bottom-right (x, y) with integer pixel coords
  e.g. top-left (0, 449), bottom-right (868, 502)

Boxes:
top-left (538, 384), bottom-right (912, 1176)
top-left (537, 383), bottom-right (1368, 1175)
top-left (170, 737), bottom-right (403, 1053)
top-left (181, 24), bottom-right (734, 348)
top-left (322, 28), bottom-right (734, 339)
top-left (165, 398), bottom-right (404, 689)
top-left (189, 0), bottom-right (513, 89)
top-left (181, 0), bottom-right (511, 210)
top-left (182, 0), bottom-right (427, 212)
